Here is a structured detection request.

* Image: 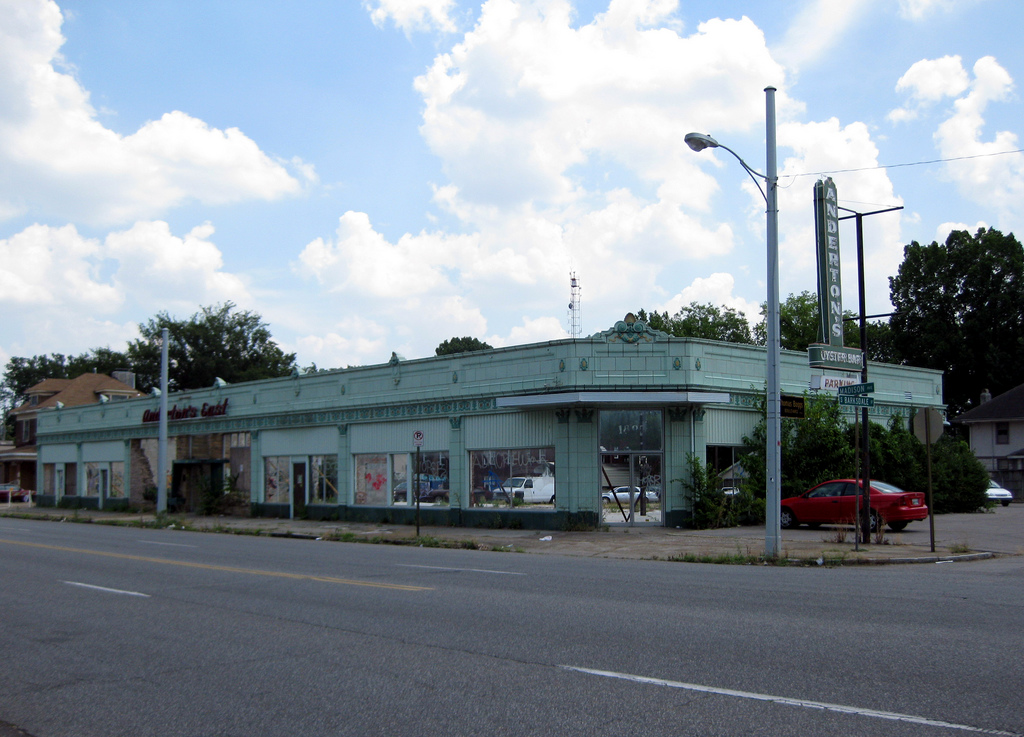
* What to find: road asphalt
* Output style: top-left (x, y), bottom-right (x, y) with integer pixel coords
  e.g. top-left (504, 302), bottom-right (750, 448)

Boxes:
top-left (3, 501), bottom-right (1020, 564)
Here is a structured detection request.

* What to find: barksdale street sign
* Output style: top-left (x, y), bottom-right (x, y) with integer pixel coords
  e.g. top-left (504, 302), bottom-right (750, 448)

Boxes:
top-left (838, 394), bottom-right (874, 407)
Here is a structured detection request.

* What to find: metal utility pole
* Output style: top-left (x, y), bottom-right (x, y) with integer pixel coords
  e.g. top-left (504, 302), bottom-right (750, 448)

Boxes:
top-left (839, 205), bottom-right (902, 543)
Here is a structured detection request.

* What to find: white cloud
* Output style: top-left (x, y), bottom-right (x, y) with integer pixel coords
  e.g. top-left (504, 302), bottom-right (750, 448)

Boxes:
top-left (0, 0), bottom-right (306, 226)
top-left (488, 315), bottom-right (566, 347)
top-left (0, 223), bottom-right (131, 358)
top-left (105, 220), bottom-right (250, 309)
top-left (929, 57), bottom-right (1024, 231)
top-left (935, 220), bottom-right (988, 243)
top-left (0, 223), bottom-right (117, 309)
top-left (773, 0), bottom-right (872, 73)
top-left (888, 55), bottom-right (969, 122)
top-left (0, 219), bottom-right (253, 360)
top-left (364, 0), bottom-right (457, 34)
top-left (415, 3), bottom-right (787, 211)
top-left (295, 211), bottom-right (479, 298)
top-left (659, 272), bottom-right (761, 323)
top-left (895, 55), bottom-right (970, 103)
top-left (775, 117), bottom-right (904, 314)
top-left (897, 0), bottom-right (955, 20)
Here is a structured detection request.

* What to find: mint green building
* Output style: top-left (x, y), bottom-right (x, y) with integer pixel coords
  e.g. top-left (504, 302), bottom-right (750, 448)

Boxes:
top-left (34, 320), bottom-right (943, 529)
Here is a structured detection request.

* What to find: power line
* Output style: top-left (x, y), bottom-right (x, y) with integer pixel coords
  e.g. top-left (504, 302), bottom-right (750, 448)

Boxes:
top-left (787, 147), bottom-right (1024, 179)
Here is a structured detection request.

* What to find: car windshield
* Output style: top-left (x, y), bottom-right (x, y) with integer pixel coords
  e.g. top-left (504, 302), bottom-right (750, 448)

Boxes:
top-left (870, 480), bottom-right (907, 494)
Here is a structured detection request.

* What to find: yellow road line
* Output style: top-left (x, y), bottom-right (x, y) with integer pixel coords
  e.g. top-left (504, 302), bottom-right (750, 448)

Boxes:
top-left (0, 538), bottom-right (433, 592)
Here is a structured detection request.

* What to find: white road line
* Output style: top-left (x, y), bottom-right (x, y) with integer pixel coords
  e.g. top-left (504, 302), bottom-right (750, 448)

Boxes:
top-left (397, 564), bottom-right (525, 576)
top-left (136, 540), bottom-right (197, 548)
top-left (62, 581), bottom-right (150, 598)
top-left (560, 666), bottom-right (1021, 737)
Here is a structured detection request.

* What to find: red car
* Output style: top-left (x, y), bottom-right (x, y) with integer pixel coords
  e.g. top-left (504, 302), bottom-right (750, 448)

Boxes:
top-left (781, 479), bottom-right (928, 532)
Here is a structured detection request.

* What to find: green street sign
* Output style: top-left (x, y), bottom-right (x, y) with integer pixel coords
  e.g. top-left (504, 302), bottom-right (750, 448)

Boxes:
top-left (838, 395), bottom-right (874, 407)
top-left (837, 382), bottom-right (874, 396)
top-left (808, 344), bottom-right (863, 371)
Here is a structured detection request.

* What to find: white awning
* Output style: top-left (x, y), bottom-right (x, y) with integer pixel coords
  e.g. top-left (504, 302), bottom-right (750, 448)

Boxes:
top-left (495, 391), bottom-right (731, 409)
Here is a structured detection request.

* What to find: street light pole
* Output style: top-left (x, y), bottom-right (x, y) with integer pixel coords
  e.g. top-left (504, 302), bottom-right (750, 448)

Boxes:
top-left (686, 86), bottom-right (781, 558)
top-left (157, 327), bottom-right (169, 514)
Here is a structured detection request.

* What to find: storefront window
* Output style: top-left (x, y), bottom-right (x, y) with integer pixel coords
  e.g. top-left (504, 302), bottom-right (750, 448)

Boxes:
top-left (264, 456), bottom-right (290, 504)
top-left (110, 462), bottom-right (125, 498)
top-left (43, 464), bottom-right (56, 494)
top-left (85, 463), bottom-right (108, 497)
top-left (222, 432), bottom-right (251, 458)
top-left (417, 451), bottom-right (449, 506)
top-left (356, 453), bottom-right (450, 506)
top-left (469, 447), bottom-right (555, 508)
top-left (309, 455), bottom-right (339, 504)
top-left (354, 454), bottom-right (388, 505)
top-left (599, 410), bottom-right (663, 452)
top-left (391, 454), bottom-right (408, 505)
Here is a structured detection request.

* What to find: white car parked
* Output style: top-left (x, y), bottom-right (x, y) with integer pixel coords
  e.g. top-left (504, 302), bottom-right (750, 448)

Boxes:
top-left (987, 479), bottom-right (1013, 507)
top-left (601, 486), bottom-right (659, 507)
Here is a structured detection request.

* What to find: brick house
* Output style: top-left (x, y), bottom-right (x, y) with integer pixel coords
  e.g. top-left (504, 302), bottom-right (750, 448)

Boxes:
top-left (0, 373), bottom-right (142, 491)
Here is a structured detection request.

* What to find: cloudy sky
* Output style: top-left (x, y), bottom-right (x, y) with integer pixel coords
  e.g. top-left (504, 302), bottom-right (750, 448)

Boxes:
top-left (1, 0), bottom-right (1021, 371)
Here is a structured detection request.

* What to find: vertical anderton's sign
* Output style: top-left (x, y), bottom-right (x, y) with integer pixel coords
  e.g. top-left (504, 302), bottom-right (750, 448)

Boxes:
top-left (814, 177), bottom-right (842, 345)
top-left (808, 177), bottom-right (863, 371)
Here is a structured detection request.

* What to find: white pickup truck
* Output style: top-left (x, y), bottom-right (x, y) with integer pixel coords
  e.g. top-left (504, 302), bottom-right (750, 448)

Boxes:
top-left (502, 476), bottom-right (555, 504)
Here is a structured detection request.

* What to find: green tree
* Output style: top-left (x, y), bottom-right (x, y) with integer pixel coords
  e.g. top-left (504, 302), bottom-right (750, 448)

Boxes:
top-left (740, 392), bottom-right (855, 505)
top-left (929, 435), bottom-right (989, 513)
top-left (127, 303), bottom-right (296, 392)
top-left (864, 416), bottom-right (924, 494)
top-left (640, 302), bottom-right (753, 343)
top-left (751, 291), bottom-right (895, 358)
top-left (1, 350), bottom-right (133, 438)
top-left (889, 227), bottom-right (1024, 414)
top-left (435, 337), bottom-right (493, 355)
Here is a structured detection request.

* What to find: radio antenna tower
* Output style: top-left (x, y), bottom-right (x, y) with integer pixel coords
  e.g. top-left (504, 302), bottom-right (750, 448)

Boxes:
top-left (567, 272), bottom-right (582, 338)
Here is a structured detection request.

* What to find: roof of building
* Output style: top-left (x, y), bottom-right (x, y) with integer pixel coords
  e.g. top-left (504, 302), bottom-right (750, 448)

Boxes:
top-left (954, 382), bottom-right (1024, 423)
top-left (12, 373), bottom-right (143, 415)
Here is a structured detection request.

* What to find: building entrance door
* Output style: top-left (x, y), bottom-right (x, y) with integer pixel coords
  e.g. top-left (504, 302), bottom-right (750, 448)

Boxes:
top-left (292, 461), bottom-right (307, 518)
top-left (598, 409), bottom-right (664, 526)
top-left (601, 452), bottom-right (663, 526)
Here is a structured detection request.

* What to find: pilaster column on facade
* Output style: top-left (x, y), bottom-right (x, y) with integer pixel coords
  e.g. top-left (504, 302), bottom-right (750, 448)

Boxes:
top-left (567, 408), bottom-right (600, 513)
top-left (665, 406), bottom-right (707, 512)
top-left (448, 417), bottom-right (465, 509)
top-left (336, 425), bottom-right (350, 506)
top-left (250, 430), bottom-right (262, 503)
top-left (75, 442), bottom-right (84, 504)
top-left (553, 410), bottom-right (571, 512)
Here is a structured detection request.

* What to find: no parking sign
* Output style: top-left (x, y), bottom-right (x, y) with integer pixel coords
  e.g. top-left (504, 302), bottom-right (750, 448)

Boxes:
top-left (413, 430), bottom-right (424, 447)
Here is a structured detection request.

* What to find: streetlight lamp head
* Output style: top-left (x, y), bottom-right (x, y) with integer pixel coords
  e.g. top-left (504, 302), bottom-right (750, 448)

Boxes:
top-left (684, 132), bottom-right (719, 152)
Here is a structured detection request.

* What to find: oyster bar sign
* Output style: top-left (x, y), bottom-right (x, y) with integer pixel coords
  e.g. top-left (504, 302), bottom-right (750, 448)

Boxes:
top-left (142, 398), bottom-right (229, 424)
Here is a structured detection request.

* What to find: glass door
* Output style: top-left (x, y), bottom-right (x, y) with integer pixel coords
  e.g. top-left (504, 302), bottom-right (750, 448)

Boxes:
top-left (599, 409), bottom-right (664, 526)
top-left (601, 452), bottom-right (663, 526)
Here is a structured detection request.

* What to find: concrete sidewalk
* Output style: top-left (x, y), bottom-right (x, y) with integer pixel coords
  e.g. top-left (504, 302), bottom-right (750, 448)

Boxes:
top-left (3, 503), bottom-right (1020, 565)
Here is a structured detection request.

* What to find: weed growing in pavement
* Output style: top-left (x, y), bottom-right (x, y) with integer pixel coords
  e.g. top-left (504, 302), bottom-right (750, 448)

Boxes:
top-left (822, 521), bottom-right (852, 544)
top-left (950, 541), bottom-right (972, 554)
top-left (873, 525), bottom-right (889, 546)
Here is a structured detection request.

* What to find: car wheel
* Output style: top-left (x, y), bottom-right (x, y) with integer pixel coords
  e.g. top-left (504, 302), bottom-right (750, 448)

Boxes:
top-left (869, 510), bottom-right (880, 533)
top-left (548, 495), bottom-right (555, 504)
top-left (887, 520), bottom-right (908, 532)
top-left (780, 508), bottom-right (796, 529)
top-left (1002, 500), bottom-right (1011, 507)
